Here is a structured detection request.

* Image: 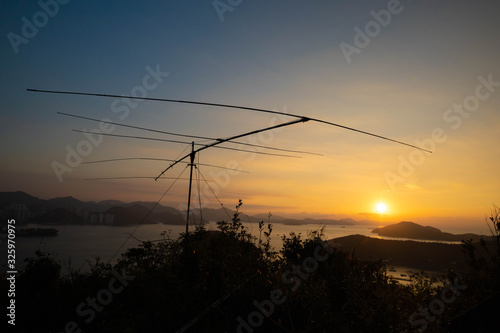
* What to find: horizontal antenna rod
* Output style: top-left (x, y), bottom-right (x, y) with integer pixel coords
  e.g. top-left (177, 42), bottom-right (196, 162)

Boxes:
top-left (85, 176), bottom-right (212, 181)
top-left (72, 129), bottom-right (301, 158)
top-left (60, 112), bottom-right (322, 156)
top-left (29, 89), bottom-right (431, 153)
top-left (83, 157), bottom-right (250, 173)
top-left (61, 112), bottom-right (212, 140)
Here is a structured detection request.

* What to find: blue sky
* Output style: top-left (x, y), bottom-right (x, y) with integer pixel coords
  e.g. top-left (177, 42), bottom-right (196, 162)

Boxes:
top-left (1, 0), bottom-right (499, 228)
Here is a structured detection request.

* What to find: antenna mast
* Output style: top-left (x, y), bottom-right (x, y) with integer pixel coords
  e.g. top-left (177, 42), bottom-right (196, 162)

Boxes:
top-left (176, 118), bottom-right (308, 235)
top-left (186, 142), bottom-right (195, 235)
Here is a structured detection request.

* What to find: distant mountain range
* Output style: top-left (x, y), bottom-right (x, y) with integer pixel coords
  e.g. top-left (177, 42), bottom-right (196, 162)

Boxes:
top-left (0, 191), bottom-right (123, 213)
top-left (281, 218), bottom-right (356, 226)
top-left (2, 192), bottom-right (485, 240)
top-left (35, 207), bottom-right (83, 224)
top-left (0, 191), bottom-right (373, 226)
top-left (372, 221), bottom-right (487, 242)
top-left (104, 204), bottom-right (187, 226)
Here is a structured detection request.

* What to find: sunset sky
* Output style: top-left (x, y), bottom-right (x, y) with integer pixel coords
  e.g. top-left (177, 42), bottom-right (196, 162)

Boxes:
top-left (1, 1), bottom-right (499, 230)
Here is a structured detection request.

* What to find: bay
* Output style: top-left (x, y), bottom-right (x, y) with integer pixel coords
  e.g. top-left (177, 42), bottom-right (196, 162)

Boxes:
top-left (0, 222), bottom-right (488, 275)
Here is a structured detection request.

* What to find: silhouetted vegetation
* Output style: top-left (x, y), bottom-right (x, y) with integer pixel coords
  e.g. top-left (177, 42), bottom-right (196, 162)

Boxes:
top-left (2, 202), bottom-right (499, 332)
top-left (447, 205), bottom-right (500, 332)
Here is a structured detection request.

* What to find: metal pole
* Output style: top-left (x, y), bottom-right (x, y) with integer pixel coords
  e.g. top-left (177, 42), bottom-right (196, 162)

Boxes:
top-left (185, 142), bottom-right (195, 235)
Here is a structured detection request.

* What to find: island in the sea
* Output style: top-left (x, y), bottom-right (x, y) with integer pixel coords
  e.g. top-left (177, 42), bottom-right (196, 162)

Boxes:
top-left (372, 221), bottom-right (488, 242)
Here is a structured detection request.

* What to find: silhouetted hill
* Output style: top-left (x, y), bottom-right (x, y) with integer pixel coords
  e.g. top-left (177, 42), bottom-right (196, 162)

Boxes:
top-left (339, 217), bottom-right (357, 224)
top-left (128, 201), bottom-right (181, 215)
top-left (356, 219), bottom-right (379, 225)
top-left (35, 208), bottom-right (83, 224)
top-left (0, 191), bottom-right (183, 217)
top-left (0, 191), bottom-right (45, 210)
top-left (105, 205), bottom-right (155, 225)
top-left (45, 196), bottom-right (84, 210)
top-left (333, 234), bottom-right (469, 272)
top-left (193, 207), bottom-right (241, 222)
top-left (372, 221), bottom-right (484, 242)
top-left (282, 218), bottom-right (355, 226)
top-left (0, 191), bottom-right (118, 212)
top-left (154, 211), bottom-right (187, 225)
top-left (104, 204), bottom-right (187, 225)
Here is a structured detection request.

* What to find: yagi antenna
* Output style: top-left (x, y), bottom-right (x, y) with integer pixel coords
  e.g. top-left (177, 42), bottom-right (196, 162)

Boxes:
top-left (28, 88), bottom-right (432, 238)
top-left (28, 89), bottom-right (432, 153)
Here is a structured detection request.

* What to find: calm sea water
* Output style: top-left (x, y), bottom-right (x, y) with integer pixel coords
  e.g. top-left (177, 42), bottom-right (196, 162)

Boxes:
top-left (0, 222), bottom-right (490, 275)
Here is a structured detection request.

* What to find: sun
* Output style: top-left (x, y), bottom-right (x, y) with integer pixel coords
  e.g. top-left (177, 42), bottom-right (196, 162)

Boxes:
top-left (376, 202), bottom-right (387, 214)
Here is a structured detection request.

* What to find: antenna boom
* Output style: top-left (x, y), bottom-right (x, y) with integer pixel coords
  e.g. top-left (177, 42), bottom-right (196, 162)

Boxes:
top-left (155, 118), bottom-right (308, 180)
